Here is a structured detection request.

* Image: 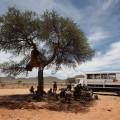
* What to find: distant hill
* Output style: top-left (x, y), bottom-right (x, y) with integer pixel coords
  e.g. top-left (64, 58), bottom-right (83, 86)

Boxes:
top-left (0, 76), bottom-right (15, 80)
top-left (0, 76), bottom-right (65, 84)
top-left (74, 74), bottom-right (85, 79)
top-left (0, 76), bottom-right (66, 89)
top-left (44, 76), bottom-right (64, 84)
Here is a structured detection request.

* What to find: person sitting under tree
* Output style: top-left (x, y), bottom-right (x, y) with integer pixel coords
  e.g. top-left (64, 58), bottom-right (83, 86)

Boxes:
top-left (47, 88), bottom-right (53, 97)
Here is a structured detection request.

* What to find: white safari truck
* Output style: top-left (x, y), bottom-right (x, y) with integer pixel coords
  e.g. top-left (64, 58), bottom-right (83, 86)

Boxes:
top-left (75, 71), bottom-right (120, 94)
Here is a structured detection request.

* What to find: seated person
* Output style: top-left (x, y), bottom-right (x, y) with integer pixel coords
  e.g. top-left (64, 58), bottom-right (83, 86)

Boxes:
top-left (29, 86), bottom-right (35, 94)
top-left (47, 88), bottom-right (53, 96)
top-left (60, 88), bottom-right (66, 98)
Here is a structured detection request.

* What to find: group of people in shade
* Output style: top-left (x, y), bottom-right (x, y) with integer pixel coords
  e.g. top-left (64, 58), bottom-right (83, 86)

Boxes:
top-left (29, 82), bottom-right (93, 102)
top-left (29, 81), bottom-right (72, 102)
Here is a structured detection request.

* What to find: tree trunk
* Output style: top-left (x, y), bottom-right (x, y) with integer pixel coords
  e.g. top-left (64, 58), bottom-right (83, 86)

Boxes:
top-left (37, 67), bottom-right (44, 96)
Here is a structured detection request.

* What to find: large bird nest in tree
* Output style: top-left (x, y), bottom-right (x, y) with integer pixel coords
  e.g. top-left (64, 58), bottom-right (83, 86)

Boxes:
top-left (26, 49), bottom-right (47, 71)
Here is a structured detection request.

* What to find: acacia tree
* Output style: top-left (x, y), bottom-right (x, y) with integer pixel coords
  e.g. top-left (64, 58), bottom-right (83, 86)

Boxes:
top-left (0, 7), bottom-right (94, 96)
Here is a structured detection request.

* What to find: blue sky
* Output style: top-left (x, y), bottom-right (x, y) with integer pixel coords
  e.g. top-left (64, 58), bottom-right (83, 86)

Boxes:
top-left (0, 0), bottom-right (120, 79)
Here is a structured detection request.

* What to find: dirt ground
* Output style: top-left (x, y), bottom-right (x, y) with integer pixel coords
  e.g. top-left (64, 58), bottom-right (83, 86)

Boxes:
top-left (0, 89), bottom-right (120, 120)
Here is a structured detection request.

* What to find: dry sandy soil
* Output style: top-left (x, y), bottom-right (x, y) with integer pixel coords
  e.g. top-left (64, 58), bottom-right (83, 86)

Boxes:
top-left (0, 89), bottom-right (120, 120)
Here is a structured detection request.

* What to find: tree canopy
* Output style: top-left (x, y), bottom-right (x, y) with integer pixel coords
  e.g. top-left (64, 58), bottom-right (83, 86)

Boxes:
top-left (0, 7), bottom-right (94, 76)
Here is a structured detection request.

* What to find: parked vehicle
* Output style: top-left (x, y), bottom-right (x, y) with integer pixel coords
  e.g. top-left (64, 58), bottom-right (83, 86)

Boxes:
top-left (75, 71), bottom-right (120, 94)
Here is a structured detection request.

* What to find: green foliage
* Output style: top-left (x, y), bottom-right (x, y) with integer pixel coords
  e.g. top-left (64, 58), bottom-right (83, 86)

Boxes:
top-left (39, 10), bottom-right (94, 68)
top-left (0, 61), bottom-right (27, 77)
top-left (0, 7), bottom-right (94, 76)
top-left (0, 7), bottom-right (41, 54)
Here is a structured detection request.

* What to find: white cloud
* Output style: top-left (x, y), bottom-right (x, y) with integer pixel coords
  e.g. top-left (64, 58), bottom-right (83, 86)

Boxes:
top-left (78, 41), bottom-right (120, 71)
top-left (88, 29), bottom-right (109, 43)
